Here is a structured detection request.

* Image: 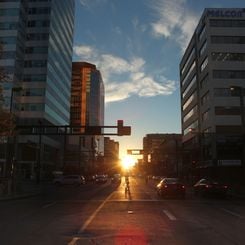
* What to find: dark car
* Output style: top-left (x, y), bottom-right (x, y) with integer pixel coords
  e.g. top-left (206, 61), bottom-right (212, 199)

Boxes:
top-left (53, 175), bottom-right (85, 186)
top-left (194, 178), bottom-right (228, 197)
top-left (156, 178), bottom-right (186, 199)
top-left (111, 174), bottom-right (121, 184)
top-left (95, 174), bottom-right (108, 184)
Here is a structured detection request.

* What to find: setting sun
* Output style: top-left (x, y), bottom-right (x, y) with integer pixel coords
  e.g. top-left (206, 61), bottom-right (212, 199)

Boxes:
top-left (121, 155), bottom-right (136, 170)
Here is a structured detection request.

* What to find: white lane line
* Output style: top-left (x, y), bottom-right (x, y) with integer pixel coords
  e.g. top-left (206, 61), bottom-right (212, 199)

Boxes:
top-left (42, 202), bottom-right (56, 209)
top-left (68, 192), bottom-right (115, 245)
top-left (221, 208), bottom-right (244, 218)
top-left (79, 192), bottom-right (114, 233)
top-left (67, 237), bottom-right (79, 245)
top-left (163, 209), bottom-right (177, 221)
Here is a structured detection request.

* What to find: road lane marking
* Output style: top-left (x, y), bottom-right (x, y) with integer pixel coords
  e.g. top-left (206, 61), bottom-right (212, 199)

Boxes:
top-left (163, 210), bottom-right (177, 221)
top-left (221, 208), bottom-right (244, 218)
top-left (42, 202), bottom-right (56, 209)
top-left (68, 192), bottom-right (114, 245)
top-left (78, 192), bottom-right (114, 233)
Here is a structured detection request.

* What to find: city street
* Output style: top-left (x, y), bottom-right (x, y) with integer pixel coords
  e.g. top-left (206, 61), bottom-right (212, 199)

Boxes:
top-left (0, 177), bottom-right (245, 245)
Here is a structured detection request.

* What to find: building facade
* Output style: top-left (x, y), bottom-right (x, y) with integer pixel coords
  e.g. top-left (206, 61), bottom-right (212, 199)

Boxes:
top-left (0, 0), bottom-right (75, 178)
top-left (69, 62), bottom-right (105, 173)
top-left (104, 137), bottom-right (119, 174)
top-left (180, 8), bottom-right (245, 182)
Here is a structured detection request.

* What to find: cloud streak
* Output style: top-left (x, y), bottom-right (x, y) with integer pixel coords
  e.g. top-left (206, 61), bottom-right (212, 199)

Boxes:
top-left (150, 0), bottom-right (199, 51)
top-left (73, 45), bottom-right (177, 103)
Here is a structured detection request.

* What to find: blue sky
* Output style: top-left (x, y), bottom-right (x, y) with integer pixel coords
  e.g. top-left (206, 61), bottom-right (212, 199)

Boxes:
top-left (73, 0), bottom-right (245, 158)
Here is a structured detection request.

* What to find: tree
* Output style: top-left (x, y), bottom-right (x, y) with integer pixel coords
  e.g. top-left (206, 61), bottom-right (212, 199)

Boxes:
top-left (0, 43), bottom-right (14, 136)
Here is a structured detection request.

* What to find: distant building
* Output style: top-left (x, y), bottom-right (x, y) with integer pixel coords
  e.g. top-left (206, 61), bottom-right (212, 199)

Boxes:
top-left (68, 62), bottom-right (105, 173)
top-left (157, 134), bottom-right (182, 177)
top-left (104, 137), bottom-right (119, 174)
top-left (0, 0), bottom-right (75, 178)
top-left (180, 8), bottom-right (245, 182)
top-left (143, 134), bottom-right (182, 176)
top-left (143, 134), bottom-right (167, 164)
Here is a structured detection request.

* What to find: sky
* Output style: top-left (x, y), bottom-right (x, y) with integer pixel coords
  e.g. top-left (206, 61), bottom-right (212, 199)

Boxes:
top-left (73, 0), bottom-right (245, 159)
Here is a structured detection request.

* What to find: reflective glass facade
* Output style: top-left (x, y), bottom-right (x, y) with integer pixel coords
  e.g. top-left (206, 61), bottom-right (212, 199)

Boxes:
top-left (0, 0), bottom-right (75, 126)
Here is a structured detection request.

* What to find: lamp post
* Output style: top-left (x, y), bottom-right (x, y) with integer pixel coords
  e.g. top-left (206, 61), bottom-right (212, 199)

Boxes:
top-left (230, 86), bottom-right (245, 183)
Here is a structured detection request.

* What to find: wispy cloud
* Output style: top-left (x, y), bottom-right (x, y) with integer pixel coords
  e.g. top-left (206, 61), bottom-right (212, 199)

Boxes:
top-left (150, 0), bottom-right (198, 51)
top-left (73, 45), bottom-right (177, 103)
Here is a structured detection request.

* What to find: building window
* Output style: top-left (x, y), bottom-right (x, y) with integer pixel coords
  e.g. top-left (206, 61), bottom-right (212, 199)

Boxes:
top-left (183, 91), bottom-right (196, 111)
top-left (15, 103), bottom-right (44, 111)
top-left (215, 106), bottom-right (241, 115)
top-left (183, 120), bottom-right (198, 135)
top-left (182, 61), bottom-right (196, 86)
top-left (200, 73), bottom-right (208, 89)
top-left (27, 20), bottom-right (50, 28)
top-left (182, 75), bottom-right (196, 98)
top-left (199, 40), bottom-right (207, 57)
top-left (200, 57), bottom-right (208, 72)
top-left (211, 52), bottom-right (245, 61)
top-left (198, 25), bottom-right (206, 41)
top-left (25, 47), bottom-right (48, 54)
top-left (214, 88), bottom-right (232, 97)
top-left (213, 70), bottom-right (245, 79)
top-left (24, 60), bottom-right (47, 68)
top-left (211, 36), bottom-right (245, 44)
top-left (181, 47), bottom-right (195, 75)
top-left (28, 7), bottom-right (50, 15)
top-left (0, 22), bottom-right (18, 30)
top-left (17, 88), bottom-right (45, 97)
top-left (183, 105), bottom-right (198, 123)
top-left (0, 8), bottom-right (19, 16)
top-left (23, 74), bottom-right (46, 82)
top-left (201, 91), bottom-right (209, 105)
top-left (202, 109), bottom-right (209, 121)
top-left (26, 33), bottom-right (49, 41)
top-left (210, 19), bottom-right (245, 28)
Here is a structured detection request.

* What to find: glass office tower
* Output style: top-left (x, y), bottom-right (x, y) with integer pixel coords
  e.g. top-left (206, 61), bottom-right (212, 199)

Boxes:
top-left (0, 0), bottom-right (75, 177)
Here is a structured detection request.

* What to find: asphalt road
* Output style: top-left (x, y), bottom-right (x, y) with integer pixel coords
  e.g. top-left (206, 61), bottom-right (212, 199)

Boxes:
top-left (0, 177), bottom-right (245, 245)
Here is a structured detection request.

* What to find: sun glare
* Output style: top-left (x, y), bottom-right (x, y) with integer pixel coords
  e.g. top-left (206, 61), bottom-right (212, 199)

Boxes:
top-left (121, 155), bottom-right (135, 170)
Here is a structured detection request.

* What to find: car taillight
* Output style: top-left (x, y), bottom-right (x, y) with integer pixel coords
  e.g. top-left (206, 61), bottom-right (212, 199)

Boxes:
top-left (164, 185), bottom-right (168, 188)
top-left (182, 185), bottom-right (185, 189)
top-left (205, 184), bottom-right (211, 188)
top-left (223, 185), bottom-right (228, 189)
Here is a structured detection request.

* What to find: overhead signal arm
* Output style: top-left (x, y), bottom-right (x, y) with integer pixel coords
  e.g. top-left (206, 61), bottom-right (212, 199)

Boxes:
top-left (17, 120), bottom-right (131, 136)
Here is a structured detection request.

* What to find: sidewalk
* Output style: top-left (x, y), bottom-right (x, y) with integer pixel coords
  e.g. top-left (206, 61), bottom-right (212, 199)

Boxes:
top-left (0, 180), bottom-right (43, 201)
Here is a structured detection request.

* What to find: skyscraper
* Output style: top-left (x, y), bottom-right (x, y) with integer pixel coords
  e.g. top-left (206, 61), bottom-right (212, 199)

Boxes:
top-left (70, 62), bottom-right (105, 172)
top-left (180, 8), bottom-right (245, 181)
top-left (0, 0), bottom-right (75, 177)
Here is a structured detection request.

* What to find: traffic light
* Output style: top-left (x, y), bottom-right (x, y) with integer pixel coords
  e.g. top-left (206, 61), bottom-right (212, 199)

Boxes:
top-left (117, 120), bottom-right (131, 136)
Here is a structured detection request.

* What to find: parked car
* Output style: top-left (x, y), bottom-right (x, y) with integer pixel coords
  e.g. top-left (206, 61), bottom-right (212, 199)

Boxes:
top-left (156, 178), bottom-right (186, 199)
top-left (95, 174), bottom-right (108, 184)
top-left (111, 174), bottom-right (121, 184)
top-left (194, 178), bottom-right (228, 197)
top-left (53, 175), bottom-right (85, 185)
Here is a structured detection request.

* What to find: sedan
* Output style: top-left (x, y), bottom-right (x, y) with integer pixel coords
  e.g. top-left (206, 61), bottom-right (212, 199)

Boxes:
top-left (53, 175), bottom-right (85, 185)
top-left (194, 178), bottom-right (228, 197)
top-left (95, 174), bottom-right (108, 184)
top-left (156, 178), bottom-right (186, 199)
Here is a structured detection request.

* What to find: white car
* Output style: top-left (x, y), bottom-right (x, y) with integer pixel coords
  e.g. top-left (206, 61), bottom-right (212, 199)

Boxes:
top-left (54, 175), bottom-right (85, 185)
